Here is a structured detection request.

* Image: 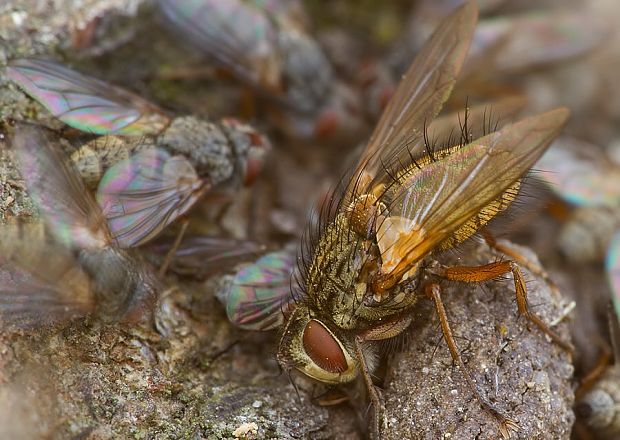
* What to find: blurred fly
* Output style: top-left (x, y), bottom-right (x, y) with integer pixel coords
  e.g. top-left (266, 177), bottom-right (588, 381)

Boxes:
top-left (537, 136), bottom-right (620, 276)
top-left (0, 127), bottom-right (160, 328)
top-left (157, 0), bottom-right (365, 142)
top-left (254, 2), bottom-right (571, 438)
top-left (6, 58), bottom-right (270, 248)
top-left (392, 3), bottom-right (606, 105)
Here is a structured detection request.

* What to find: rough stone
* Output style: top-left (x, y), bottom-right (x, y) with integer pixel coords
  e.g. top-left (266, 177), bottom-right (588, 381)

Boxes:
top-left (382, 241), bottom-right (574, 440)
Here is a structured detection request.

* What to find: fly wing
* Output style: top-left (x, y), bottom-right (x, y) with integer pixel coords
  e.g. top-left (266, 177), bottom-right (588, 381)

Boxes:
top-left (536, 137), bottom-right (620, 207)
top-left (158, 0), bottom-right (282, 91)
top-left (606, 232), bottom-right (620, 337)
top-left (427, 95), bottom-right (527, 143)
top-left (482, 11), bottom-right (606, 74)
top-left (7, 58), bottom-right (170, 135)
top-left (217, 249), bottom-right (295, 331)
top-left (12, 127), bottom-right (111, 250)
top-left (97, 148), bottom-right (209, 247)
top-left (374, 108), bottom-right (569, 288)
top-left (345, 1), bottom-right (478, 202)
top-left (0, 222), bottom-right (95, 329)
top-left (146, 235), bottom-right (266, 279)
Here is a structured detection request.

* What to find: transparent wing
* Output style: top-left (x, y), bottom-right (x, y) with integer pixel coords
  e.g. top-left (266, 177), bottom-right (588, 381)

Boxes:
top-left (158, 0), bottom-right (281, 91)
top-left (0, 222), bottom-right (95, 329)
top-left (483, 11), bottom-right (607, 74)
top-left (606, 232), bottom-right (620, 331)
top-left (97, 148), bottom-right (210, 247)
top-left (346, 1), bottom-right (478, 202)
top-left (12, 126), bottom-right (111, 250)
top-left (218, 250), bottom-right (295, 331)
top-left (536, 137), bottom-right (620, 207)
top-left (375, 108), bottom-right (569, 287)
top-left (146, 235), bottom-right (266, 279)
top-left (7, 58), bottom-right (170, 135)
top-left (427, 95), bottom-right (527, 143)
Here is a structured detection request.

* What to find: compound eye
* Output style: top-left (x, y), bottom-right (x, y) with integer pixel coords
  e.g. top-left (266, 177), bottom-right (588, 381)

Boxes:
top-left (302, 319), bottom-right (347, 373)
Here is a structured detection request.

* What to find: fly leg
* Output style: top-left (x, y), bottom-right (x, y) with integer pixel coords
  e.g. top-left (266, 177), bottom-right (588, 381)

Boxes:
top-left (429, 260), bottom-right (573, 352)
top-left (482, 230), bottom-right (561, 297)
top-left (353, 336), bottom-right (384, 440)
top-left (158, 218), bottom-right (190, 277)
top-left (425, 283), bottom-right (519, 439)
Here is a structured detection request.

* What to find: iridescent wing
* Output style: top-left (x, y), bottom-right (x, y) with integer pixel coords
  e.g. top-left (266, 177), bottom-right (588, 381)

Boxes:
top-left (374, 108), bottom-right (569, 289)
top-left (12, 126), bottom-right (111, 250)
top-left (6, 58), bottom-right (170, 135)
top-left (146, 235), bottom-right (266, 279)
top-left (536, 137), bottom-right (620, 207)
top-left (217, 250), bottom-right (295, 331)
top-left (158, 0), bottom-right (282, 91)
top-left (0, 221), bottom-right (95, 329)
top-left (97, 148), bottom-right (210, 247)
top-left (346, 1), bottom-right (478, 202)
top-left (606, 232), bottom-right (620, 329)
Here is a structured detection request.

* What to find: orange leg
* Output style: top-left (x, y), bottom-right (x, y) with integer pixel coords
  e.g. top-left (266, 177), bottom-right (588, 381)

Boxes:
top-left (429, 260), bottom-right (573, 352)
top-left (482, 230), bottom-right (561, 297)
top-left (425, 283), bottom-right (519, 439)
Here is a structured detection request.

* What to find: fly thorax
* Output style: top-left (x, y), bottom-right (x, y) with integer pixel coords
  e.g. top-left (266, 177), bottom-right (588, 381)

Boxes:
top-left (306, 215), bottom-right (379, 330)
top-left (277, 29), bottom-right (333, 113)
top-left (158, 116), bottom-right (234, 185)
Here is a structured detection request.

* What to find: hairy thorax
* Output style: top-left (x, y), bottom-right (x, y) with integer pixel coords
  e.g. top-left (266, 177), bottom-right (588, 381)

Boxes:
top-left (305, 214), bottom-right (420, 332)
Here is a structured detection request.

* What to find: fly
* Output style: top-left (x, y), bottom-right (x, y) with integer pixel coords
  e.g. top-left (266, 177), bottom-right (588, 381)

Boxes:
top-left (6, 58), bottom-right (270, 248)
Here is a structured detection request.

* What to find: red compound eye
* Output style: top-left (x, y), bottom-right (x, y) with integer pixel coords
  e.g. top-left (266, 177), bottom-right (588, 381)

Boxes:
top-left (302, 319), bottom-right (347, 373)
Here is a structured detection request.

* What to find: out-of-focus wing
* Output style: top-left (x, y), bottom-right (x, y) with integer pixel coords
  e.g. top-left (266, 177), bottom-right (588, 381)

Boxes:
top-left (346, 1), bottom-right (478, 202)
top-left (217, 250), bottom-right (295, 331)
top-left (374, 108), bottom-right (569, 290)
top-left (158, 0), bottom-right (281, 91)
top-left (606, 232), bottom-right (620, 331)
top-left (7, 58), bottom-right (170, 135)
top-left (97, 148), bottom-right (209, 247)
top-left (146, 235), bottom-right (266, 279)
top-left (537, 137), bottom-right (620, 207)
top-left (12, 127), bottom-right (111, 250)
top-left (0, 222), bottom-right (95, 329)
top-left (482, 11), bottom-right (607, 74)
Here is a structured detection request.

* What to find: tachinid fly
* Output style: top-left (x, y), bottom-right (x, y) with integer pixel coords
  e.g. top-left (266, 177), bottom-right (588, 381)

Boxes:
top-left (6, 58), bottom-right (270, 247)
top-left (257, 2), bottom-right (572, 438)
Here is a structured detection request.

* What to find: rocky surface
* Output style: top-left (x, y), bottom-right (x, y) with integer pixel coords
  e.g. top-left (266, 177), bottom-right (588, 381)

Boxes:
top-left (0, 1), bottom-right (575, 439)
top-left (383, 242), bottom-right (574, 440)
